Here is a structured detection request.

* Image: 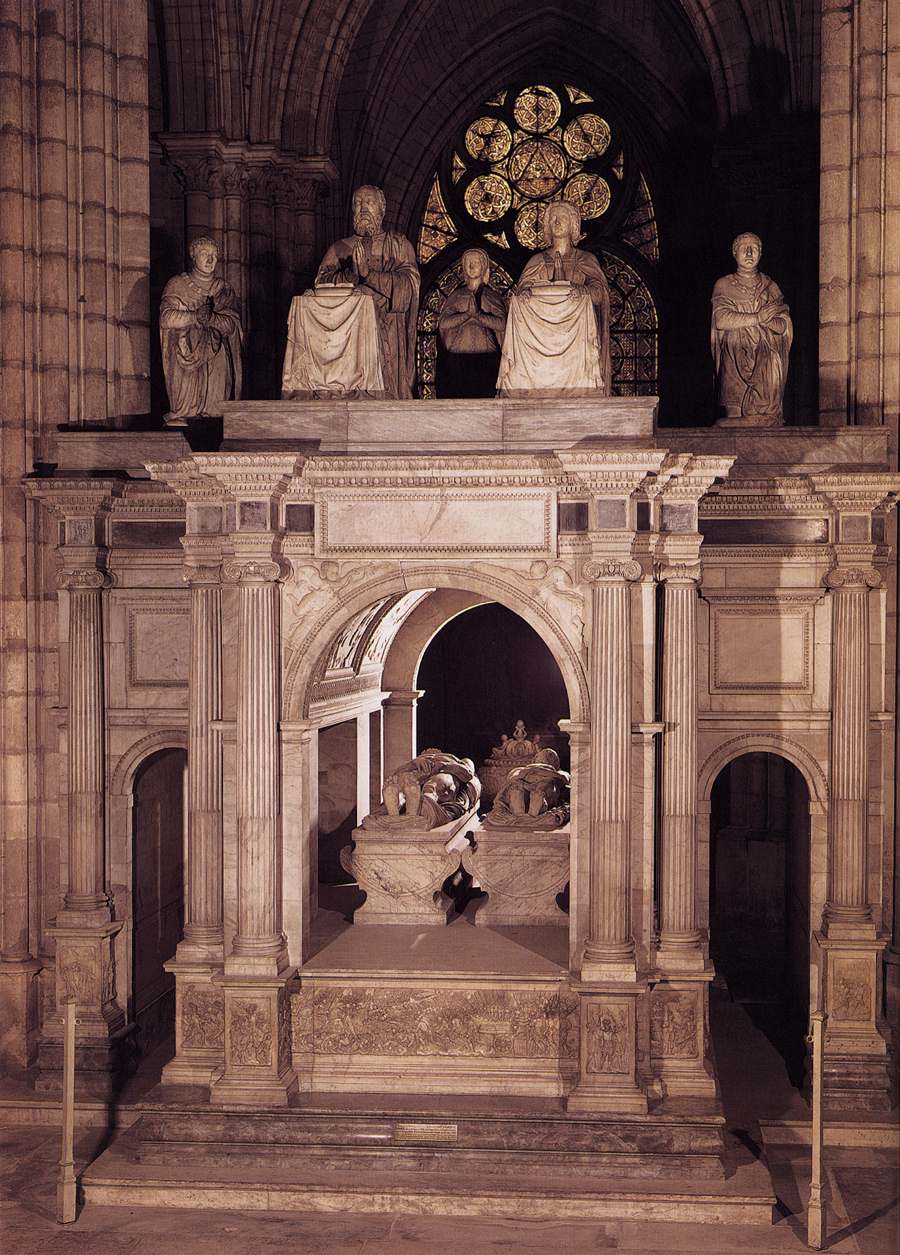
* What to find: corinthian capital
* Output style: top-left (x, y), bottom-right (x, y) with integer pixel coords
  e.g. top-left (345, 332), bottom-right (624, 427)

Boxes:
top-left (824, 566), bottom-right (881, 590)
top-left (583, 558), bottom-right (642, 583)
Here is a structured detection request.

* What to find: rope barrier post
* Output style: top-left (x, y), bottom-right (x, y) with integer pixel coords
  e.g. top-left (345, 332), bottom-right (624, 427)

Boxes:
top-left (57, 998), bottom-right (77, 1223)
top-left (807, 1009), bottom-right (826, 1250)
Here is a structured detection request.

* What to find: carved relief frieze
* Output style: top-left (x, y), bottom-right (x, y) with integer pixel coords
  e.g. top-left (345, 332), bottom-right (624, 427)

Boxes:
top-left (57, 950), bottom-right (99, 1005)
top-left (585, 1003), bottom-right (629, 1074)
top-left (831, 959), bottom-right (872, 1022)
top-left (277, 990), bottom-right (293, 1072)
top-left (290, 986), bottom-right (579, 1059)
top-left (650, 992), bottom-right (698, 1059)
top-left (181, 986), bottom-right (225, 1050)
top-left (229, 998), bottom-right (273, 1066)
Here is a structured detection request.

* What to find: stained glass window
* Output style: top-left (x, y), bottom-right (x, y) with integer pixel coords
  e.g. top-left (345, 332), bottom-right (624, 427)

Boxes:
top-left (416, 80), bottom-right (659, 396)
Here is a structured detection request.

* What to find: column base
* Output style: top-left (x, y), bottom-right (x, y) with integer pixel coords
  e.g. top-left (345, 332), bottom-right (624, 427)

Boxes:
top-left (160, 959), bottom-right (225, 1088)
top-left (566, 987), bottom-right (648, 1115)
top-left (655, 939), bottom-right (707, 974)
top-left (35, 1023), bottom-right (135, 1099)
top-left (209, 974), bottom-right (298, 1107)
top-left (0, 958), bottom-right (42, 1071)
top-left (649, 974), bottom-right (717, 1099)
top-left (816, 931), bottom-right (893, 1112)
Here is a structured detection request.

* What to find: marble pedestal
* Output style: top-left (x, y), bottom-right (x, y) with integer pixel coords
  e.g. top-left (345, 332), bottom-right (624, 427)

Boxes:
top-left (340, 809), bottom-right (476, 925)
top-left (462, 824), bottom-right (569, 926)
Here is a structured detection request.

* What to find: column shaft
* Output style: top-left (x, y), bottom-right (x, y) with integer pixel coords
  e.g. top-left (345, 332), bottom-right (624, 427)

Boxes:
top-left (233, 577), bottom-right (283, 956)
top-left (65, 583), bottom-right (106, 912)
top-left (183, 580), bottom-right (223, 948)
top-left (584, 580), bottom-right (633, 963)
top-left (827, 585), bottom-right (871, 922)
top-left (659, 577), bottom-right (701, 953)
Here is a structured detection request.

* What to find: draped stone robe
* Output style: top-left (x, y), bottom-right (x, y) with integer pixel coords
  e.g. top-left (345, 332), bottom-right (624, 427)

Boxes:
top-left (159, 273), bottom-right (242, 420)
top-left (710, 272), bottom-right (792, 423)
top-left (316, 231), bottom-right (420, 399)
top-left (498, 247), bottom-right (612, 397)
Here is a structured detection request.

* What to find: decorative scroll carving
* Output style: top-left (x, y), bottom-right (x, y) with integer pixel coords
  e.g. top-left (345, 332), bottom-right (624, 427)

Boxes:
top-left (657, 562), bottom-right (701, 584)
top-left (57, 568), bottom-right (110, 590)
top-left (229, 998), bottom-right (272, 1066)
top-left (650, 992), bottom-right (698, 1059)
top-left (181, 987), bottom-right (225, 1050)
top-left (583, 558), bottom-right (641, 582)
top-left (585, 1003), bottom-right (628, 1074)
top-left (831, 960), bottom-right (872, 1021)
top-left (222, 559), bottom-right (282, 585)
top-left (824, 566), bottom-right (881, 589)
top-left (290, 987), bottom-right (579, 1059)
top-left (277, 990), bottom-right (293, 1071)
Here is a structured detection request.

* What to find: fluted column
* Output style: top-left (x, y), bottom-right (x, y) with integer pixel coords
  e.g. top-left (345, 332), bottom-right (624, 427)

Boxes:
top-left (58, 568), bottom-right (109, 920)
top-left (824, 565), bottom-right (879, 932)
top-left (182, 570), bottom-right (224, 954)
top-left (658, 564), bottom-right (703, 967)
top-left (226, 558), bottom-right (287, 970)
top-left (581, 560), bottom-right (640, 979)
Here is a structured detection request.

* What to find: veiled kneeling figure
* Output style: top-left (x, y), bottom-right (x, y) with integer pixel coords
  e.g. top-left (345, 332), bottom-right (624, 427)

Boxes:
top-left (483, 748), bottom-right (570, 830)
top-left (711, 232), bottom-right (792, 426)
top-left (497, 201), bottom-right (611, 397)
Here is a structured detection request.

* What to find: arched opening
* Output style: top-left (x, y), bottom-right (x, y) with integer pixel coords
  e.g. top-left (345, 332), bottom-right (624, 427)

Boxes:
top-left (131, 747), bottom-right (186, 1056)
top-left (708, 752), bottom-right (811, 1106)
top-left (415, 603), bottom-right (570, 770)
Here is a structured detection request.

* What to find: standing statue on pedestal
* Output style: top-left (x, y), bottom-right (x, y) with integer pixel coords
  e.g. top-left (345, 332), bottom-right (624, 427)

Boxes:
top-left (307, 185), bottom-right (420, 399)
top-left (159, 237), bottom-right (242, 426)
top-left (497, 201), bottom-right (611, 397)
top-left (711, 232), bottom-right (793, 426)
top-left (437, 248), bottom-right (506, 398)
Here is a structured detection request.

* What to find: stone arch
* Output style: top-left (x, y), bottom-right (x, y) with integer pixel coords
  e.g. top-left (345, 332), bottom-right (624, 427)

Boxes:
top-left (282, 567), bottom-right (589, 724)
top-left (111, 730), bottom-right (189, 798)
top-left (698, 732), bottom-right (828, 809)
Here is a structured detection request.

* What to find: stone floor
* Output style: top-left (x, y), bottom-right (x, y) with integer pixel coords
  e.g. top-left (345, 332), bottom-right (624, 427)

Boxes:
top-left (1, 994), bottom-right (896, 1254)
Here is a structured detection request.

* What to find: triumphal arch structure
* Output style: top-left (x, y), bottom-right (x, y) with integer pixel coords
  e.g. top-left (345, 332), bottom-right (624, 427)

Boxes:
top-left (2, 0), bottom-right (898, 1226)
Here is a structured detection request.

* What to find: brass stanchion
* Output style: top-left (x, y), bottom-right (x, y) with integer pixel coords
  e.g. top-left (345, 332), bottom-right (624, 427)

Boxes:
top-left (807, 1010), bottom-right (826, 1249)
top-left (57, 998), bottom-right (77, 1223)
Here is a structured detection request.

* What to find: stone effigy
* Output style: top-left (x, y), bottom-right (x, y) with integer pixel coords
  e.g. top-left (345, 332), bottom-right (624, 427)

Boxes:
top-left (497, 201), bottom-right (611, 397)
top-left (483, 747), bottom-right (570, 830)
top-left (710, 232), bottom-right (793, 426)
top-left (159, 237), bottom-right (243, 426)
top-left (437, 248), bottom-right (506, 398)
top-left (478, 720), bottom-right (541, 804)
top-left (362, 748), bottom-right (481, 831)
top-left (282, 185), bottom-right (419, 400)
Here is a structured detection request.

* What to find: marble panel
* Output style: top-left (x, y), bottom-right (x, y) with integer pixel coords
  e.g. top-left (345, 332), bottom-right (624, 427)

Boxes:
top-left (710, 602), bottom-right (813, 693)
top-left (127, 606), bottom-right (190, 687)
top-left (317, 488), bottom-right (554, 556)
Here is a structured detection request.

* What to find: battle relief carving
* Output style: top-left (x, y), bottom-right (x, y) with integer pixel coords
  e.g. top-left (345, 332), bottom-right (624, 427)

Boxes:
top-left (56, 952), bottom-right (99, 1005)
top-left (291, 987), bottom-right (579, 1060)
top-left (180, 986), bottom-right (224, 1051)
top-left (585, 1003), bottom-right (629, 1074)
top-left (650, 992), bottom-right (699, 1059)
top-left (229, 998), bottom-right (272, 1066)
top-left (831, 959), bottom-right (873, 1022)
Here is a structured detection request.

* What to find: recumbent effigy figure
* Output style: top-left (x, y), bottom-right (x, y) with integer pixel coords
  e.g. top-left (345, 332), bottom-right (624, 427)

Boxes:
top-left (710, 232), bottom-right (792, 426)
top-left (483, 747), bottom-right (570, 830)
top-left (282, 185), bottom-right (420, 400)
top-left (159, 237), bottom-right (243, 426)
top-left (363, 749), bottom-right (481, 831)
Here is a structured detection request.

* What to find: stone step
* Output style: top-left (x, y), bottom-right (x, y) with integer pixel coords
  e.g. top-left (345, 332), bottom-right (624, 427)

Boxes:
top-left (82, 1144), bottom-right (776, 1225)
